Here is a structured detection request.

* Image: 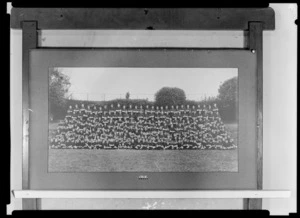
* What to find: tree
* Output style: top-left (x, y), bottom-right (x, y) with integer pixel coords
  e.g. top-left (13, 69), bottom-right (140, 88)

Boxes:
top-left (154, 87), bottom-right (186, 106)
top-left (49, 68), bottom-right (70, 120)
top-left (218, 76), bottom-right (238, 104)
top-left (125, 92), bottom-right (130, 100)
top-left (217, 76), bottom-right (238, 122)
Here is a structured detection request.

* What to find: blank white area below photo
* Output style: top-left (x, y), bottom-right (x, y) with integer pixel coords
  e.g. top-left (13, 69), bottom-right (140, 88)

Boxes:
top-left (9, 4), bottom-right (297, 214)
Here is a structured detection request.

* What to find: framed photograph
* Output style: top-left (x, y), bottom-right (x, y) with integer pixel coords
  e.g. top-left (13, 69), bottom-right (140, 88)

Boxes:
top-left (28, 48), bottom-right (257, 190)
top-left (11, 7), bottom-right (278, 210)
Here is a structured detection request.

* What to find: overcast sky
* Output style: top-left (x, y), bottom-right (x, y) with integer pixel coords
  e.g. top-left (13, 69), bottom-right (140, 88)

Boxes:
top-left (55, 68), bottom-right (237, 101)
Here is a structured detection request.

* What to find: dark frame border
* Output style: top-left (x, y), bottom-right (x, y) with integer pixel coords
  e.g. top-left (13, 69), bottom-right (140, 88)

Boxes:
top-left (10, 7), bottom-right (275, 210)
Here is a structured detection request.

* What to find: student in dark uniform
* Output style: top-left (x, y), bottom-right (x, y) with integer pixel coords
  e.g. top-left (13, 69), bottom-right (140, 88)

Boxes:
top-left (212, 103), bottom-right (219, 117)
top-left (137, 105), bottom-right (143, 122)
top-left (128, 105), bottom-right (133, 117)
top-left (206, 105), bottom-right (212, 122)
top-left (121, 105), bottom-right (127, 121)
top-left (149, 106), bottom-right (154, 119)
top-left (180, 105), bottom-right (184, 117)
top-left (108, 104), bottom-right (114, 120)
top-left (196, 104), bottom-right (201, 116)
top-left (77, 104), bottom-right (83, 122)
top-left (154, 106), bottom-right (159, 121)
top-left (164, 105), bottom-right (169, 117)
top-left (103, 105), bottom-right (108, 118)
top-left (191, 105), bottom-right (196, 117)
top-left (116, 103), bottom-right (121, 117)
top-left (91, 105), bottom-right (96, 117)
top-left (132, 105), bottom-right (137, 120)
top-left (73, 104), bottom-right (79, 116)
top-left (66, 105), bottom-right (73, 121)
top-left (98, 106), bottom-right (103, 119)
top-left (174, 105), bottom-right (178, 117)
top-left (203, 104), bottom-right (208, 117)
top-left (85, 105), bottom-right (91, 123)
top-left (144, 105), bottom-right (150, 120)
top-left (80, 103), bottom-right (85, 115)
top-left (169, 105), bottom-right (174, 118)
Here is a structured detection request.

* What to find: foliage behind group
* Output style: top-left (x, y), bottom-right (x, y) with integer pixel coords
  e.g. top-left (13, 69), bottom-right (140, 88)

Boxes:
top-left (49, 70), bottom-right (237, 123)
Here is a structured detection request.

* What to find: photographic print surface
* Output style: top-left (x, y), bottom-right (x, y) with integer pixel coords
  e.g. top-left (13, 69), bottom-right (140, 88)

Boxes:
top-left (48, 68), bottom-right (238, 172)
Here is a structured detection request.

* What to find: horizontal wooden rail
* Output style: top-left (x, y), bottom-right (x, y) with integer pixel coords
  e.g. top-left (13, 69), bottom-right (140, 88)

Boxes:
top-left (11, 8), bottom-right (275, 30)
top-left (13, 190), bottom-right (290, 199)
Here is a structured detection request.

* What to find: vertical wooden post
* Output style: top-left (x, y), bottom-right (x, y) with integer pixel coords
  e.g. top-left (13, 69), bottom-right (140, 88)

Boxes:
top-left (22, 21), bottom-right (38, 210)
top-left (243, 22), bottom-right (263, 210)
top-left (36, 198), bottom-right (42, 210)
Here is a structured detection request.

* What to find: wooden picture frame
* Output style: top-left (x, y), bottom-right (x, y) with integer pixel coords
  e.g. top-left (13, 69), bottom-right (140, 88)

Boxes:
top-left (10, 7), bottom-right (275, 210)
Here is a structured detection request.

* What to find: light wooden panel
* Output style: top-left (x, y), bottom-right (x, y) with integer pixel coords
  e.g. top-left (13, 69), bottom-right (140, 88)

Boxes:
top-left (13, 190), bottom-right (291, 199)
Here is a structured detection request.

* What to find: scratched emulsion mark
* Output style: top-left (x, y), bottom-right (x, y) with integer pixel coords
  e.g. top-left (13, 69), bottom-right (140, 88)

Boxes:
top-left (142, 201), bottom-right (158, 209)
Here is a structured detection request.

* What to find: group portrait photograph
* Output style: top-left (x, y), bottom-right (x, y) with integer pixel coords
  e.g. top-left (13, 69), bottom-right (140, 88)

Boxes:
top-left (48, 67), bottom-right (239, 172)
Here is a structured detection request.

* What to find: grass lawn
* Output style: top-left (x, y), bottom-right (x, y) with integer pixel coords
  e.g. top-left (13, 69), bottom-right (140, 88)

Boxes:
top-left (49, 149), bottom-right (237, 172)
